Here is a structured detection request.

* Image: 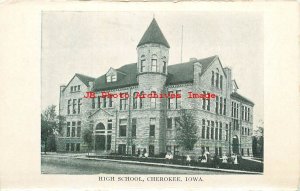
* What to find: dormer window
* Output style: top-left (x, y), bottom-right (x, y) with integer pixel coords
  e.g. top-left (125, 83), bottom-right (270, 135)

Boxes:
top-left (106, 74), bottom-right (117, 83)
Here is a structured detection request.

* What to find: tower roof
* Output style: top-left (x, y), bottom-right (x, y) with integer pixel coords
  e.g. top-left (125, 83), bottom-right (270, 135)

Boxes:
top-left (137, 18), bottom-right (170, 48)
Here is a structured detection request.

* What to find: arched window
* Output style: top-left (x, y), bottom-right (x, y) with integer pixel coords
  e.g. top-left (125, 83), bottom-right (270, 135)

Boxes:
top-left (96, 123), bottom-right (105, 130)
top-left (140, 55), bottom-right (146, 72)
top-left (162, 57), bottom-right (167, 73)
top-left (151, 54), bottom-right (158, 72)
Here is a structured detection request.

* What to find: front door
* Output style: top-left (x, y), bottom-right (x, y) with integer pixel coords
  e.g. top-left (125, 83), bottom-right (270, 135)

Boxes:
top-left (95, 135), bottom-right (106, 150)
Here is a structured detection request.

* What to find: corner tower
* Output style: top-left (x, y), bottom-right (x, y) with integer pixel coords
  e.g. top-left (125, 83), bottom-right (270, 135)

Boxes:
top-left (137, 18), bottom-right (170, 85)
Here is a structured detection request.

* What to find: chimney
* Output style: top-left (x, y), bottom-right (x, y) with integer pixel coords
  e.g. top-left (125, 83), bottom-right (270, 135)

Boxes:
top-left (190, 57), bottom-right (197, 62)
top-left (193, 62), bottom-right (202, 84)
top-left (224, 67), bottom-right (232, 94)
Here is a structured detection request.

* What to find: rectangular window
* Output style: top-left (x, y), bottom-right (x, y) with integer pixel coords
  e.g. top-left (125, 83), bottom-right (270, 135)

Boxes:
top-left (215, 122), bottom-right (218, 140)
top-left (78, 85), bottom-right (80, 91)
top-left (119, 119), bottom-right (127, 137)
top-left (150, 118), bottom-right (155, 137)
top-left (219, 123), bottom-right (222, 140)
top-left (219, 97), bottom-right (223, 115)
top-left (206, 146), bottom-right (209, 152)
top-left (211, 121), bottom-right (214, 139)
top-left (237, 104), bottom-right (239, 118)
top-left (107, 119), bottom-right (112, 130)
top-left (133, 92), bottom-right (138, 109)
top-left (77, 121), bottom-right (81, 137)
top-left (70, 86), bottom-right (73, 92)
top-left (67, 99), bottom-right (71, 114)
top-left (216, 96), bottom-right (219, 114)
top-left (175, 90), bottom-right (181, 109)
top-left (67, 122), bottom-right (70, 137)
top-left (150, 91), bottom-right (156, 109)
top-left (106, 75), bottom-right (111, 83)
top-left (74, 86), bottom-right (77, 92)
top-left (202, 119), bottom-right (205, 139)
top-left (215, 147), bottom-right (218, 155)
top-left (97, 96), bottom-right (101, 108)
top-left (108, 97), bottom-right (113, 107)
top-left (220, 75), bottom-right (223, 90)
top-left (202, 91), bottom-right (206, 110)
top-left (132, 145), bottom-right (136, 155)
top-left (216, 73), bottom-right (219, 88)
top-left (107, 135), bottom-right (111, 150)
top-left (206, 120), bottom-right (210, 139)
top-left (66, 143), bottom-right (70, 151)
top-left (219, 147), bottom-right (222, 156)
top-left (223, 98), bottom-right (226, 115)
top-left (247, 108), bottom-right (250, 121)
top-left (78, 98), bottom-right (82, 114)
top-left (168, 91), bottom-right (173, 109)
top-left (167, 118), bottom-right (172, 129)
top-left (132, 118), bottom-right (136, 137)
top-left (72, 99), bottom-right (77, 114)
top-left (175, 117), bottom-right (180, 129)
top-left (207, 94), bottom-right (210, 111)
top-left (225, 124), bottom-right (229, 141)
top-left (71, 122), bottom-right (76, 137)
top-left (103, 97), bottom-right (107, 108)
top-left (140, 91), bottom-right (144, 109)
top-left (120, 97), bottom-right (128, 110)
top-left (92, 98), bottom-right (95, 109)
top-left (71, 143), bottom-right (75, 151)
top-left (76, 143), bottom-right (80, 151)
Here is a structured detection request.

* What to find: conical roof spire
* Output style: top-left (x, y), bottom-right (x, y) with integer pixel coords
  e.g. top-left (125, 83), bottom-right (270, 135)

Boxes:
top-left (137, 18), bottom-right (170, 48)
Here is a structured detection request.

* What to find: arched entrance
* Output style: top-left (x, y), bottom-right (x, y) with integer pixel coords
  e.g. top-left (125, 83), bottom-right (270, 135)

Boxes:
top-left (232, 135), bottom-right (239, 154)
top-left (95, 123), bottom-right (106, 151)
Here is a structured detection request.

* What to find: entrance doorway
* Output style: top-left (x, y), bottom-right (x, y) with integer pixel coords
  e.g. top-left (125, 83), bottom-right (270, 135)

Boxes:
top-left (232, 135), bottom-right (239, 154)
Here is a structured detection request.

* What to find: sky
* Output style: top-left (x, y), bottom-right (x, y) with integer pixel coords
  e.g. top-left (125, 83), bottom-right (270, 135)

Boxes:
top-left (42, 11), bottom-right (264, 128)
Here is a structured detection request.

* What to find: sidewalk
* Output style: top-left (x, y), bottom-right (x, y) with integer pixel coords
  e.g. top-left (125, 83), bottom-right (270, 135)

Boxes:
top-left (76, 155), bottom-right (262, 175)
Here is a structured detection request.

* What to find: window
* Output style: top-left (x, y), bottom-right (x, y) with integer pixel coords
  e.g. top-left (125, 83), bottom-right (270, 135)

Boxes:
top-left (140, 55), bottom-right (146, 72)
top-left (215, 147), bottom-right (218, 155)
top-left (207, 93), bottom-right (210, 111)
top-left (206, 120), bottom-right (210, 139)
top-left (247, 108), bottom-right (250, 121)
top-left (202, 119), bottom-right (205, 139)
top-left (76, 143), bottom-right (80, 151)
top-left (71, 122), bottom-right (76, 137)
top-left (67, 99), bottom-right (71, 114)
top-left (150, 91), bottom-right (156, 109)
top-left (175, 117), bottom-right (180, 129)
top-left (92, 98), bottom-right (95, 109)
top-left (176, 90), bottom-right (181, 109)
top-left (70, 86), bottom-right (73, 92)
top-left (120, 97), bottom-right (128, 110)
top-left (74, 86), bottom-right (77, 92)
top-left (132, 118), bottom-right (136, 137)
top-left (106, 75), bottom-right (111, 83)
top-left (78, 98), bottom-right (82, 114)
top-left (168, 91), bottom-right (174, 109)
top-left (237, 104), bottom-right (239, 118)
top-left (220, 97), bottom-right (223, 114)
top-left (242, 127), bottom-right (244, 135)
top-left (103, 97), bottom-right (107, 108)
top-left (67, 122), bottom-right (70, 137)
top-left (71, 143), bottom-right (75, 151)
top-left (167, 118), bottom-right (172, 129)
top-left (151, 55), bottom-right (158, 72)
top-left (108, 97), bottom-right (113, 107)
top-left (133, 92), bottom-right (138, 109)
top-left (111, 74), bottom-right (117, 82)
top-left (150, 118), bottom-right (155, 137)
top-left (219, 147), bottom-right (222, 156)
top-left (66, 143), bottom-right (70, 151)
top-left (140, 91), bottom-right (144, 109)
top-left (211, 71), bottom-right (214, 86)
top-left (225, 124), bottom-right (229, 141)
top-left (132, 145), bottom-right (136, 155)
top-left (219, 123), bottom-right (222, 140)
top-left (119, 119), bottom-right (127, 137)
top-left (220, 75), bottom-right (223, 89)
top-left (78, 85), bottom-right (80, 91)
top-left (77, 121), bottom-right (81, 137)
top-left (216, 96), bottom-right (219, 114)
top-left (211, 123), bottom-right (214, 140)
top-left (215, 122), bottom-right (218, 140)
top-left (163, 60), bottom-right (167, 73)
top-left (223, 98), bottom-right (226, 115)
top-left (216, 73), bottom-right (219, 88)
top-left (97, 96), bottom-right (101, 108)
top-left (202, 91), bottom-right (206, 110)
top-left (107, 119), bottom-right (112, 130)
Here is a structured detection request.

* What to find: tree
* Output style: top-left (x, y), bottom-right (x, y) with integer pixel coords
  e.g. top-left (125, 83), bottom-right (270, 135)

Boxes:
top-left (82, 127), bottom-right (94, 155)
top-left (175, 109), bottom-right (199, 151)
top-left (41, 105), bottom-right (57, 154)
top-left (57, 115), bottom-right (66, 135)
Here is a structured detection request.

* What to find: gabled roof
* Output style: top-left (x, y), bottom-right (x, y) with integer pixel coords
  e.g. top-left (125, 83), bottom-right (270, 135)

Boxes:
top-left (93, 55), bottom-right (217, 91)
top-left (75, 73), bottom-right (95, 87)
top-left (137, 18), bottom-right (170, 48)
top-left (231, 92), bottom-right (254, 106)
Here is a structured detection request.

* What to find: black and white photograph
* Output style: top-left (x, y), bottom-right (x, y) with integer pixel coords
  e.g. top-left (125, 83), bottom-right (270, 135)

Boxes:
top-left (41, 11), bottom-right (264, 175)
